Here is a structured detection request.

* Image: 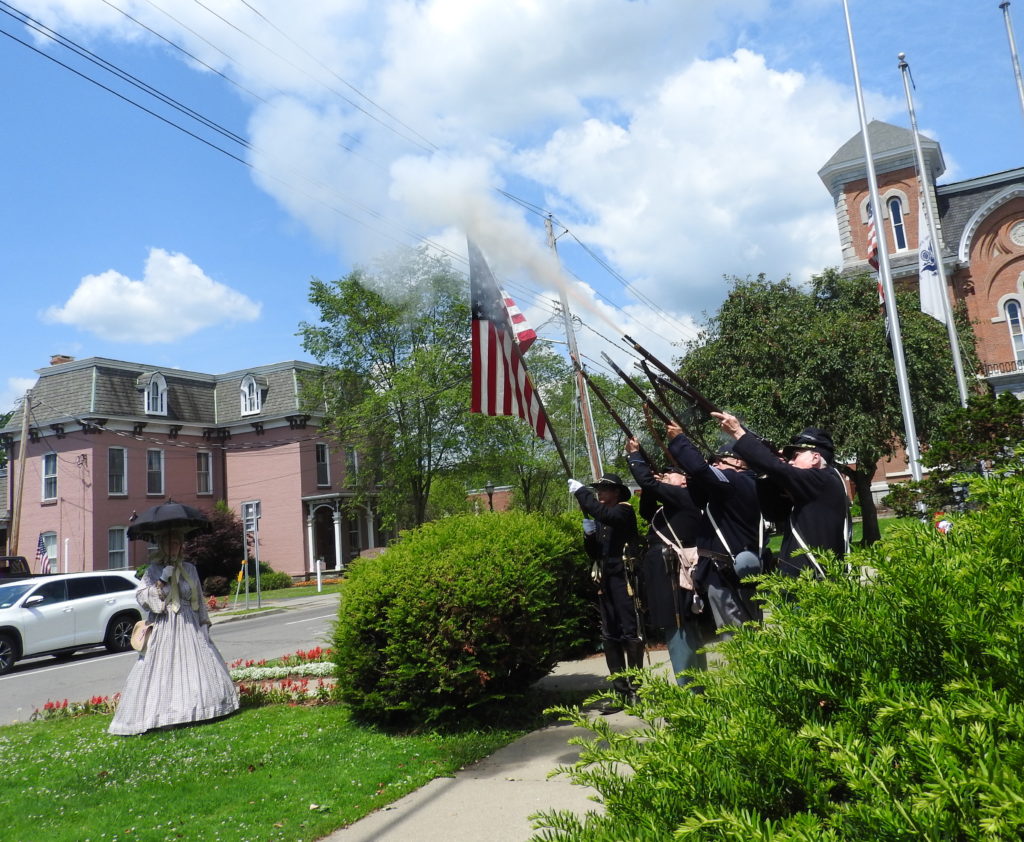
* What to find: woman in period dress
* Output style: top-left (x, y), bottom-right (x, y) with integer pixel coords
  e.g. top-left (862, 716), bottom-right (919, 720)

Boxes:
top-left (109, 529), bottom-right (238, 735)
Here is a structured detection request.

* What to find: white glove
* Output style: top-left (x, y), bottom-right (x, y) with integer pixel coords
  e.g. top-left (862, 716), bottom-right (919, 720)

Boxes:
top-left (582, 518), bottom-right (598, 535)
top-left (160, 565), bottom-right (175, 582)
top-left (201, 624), bottom-right (211, 643)
top-left (568, 479), bottom-right (584, 494)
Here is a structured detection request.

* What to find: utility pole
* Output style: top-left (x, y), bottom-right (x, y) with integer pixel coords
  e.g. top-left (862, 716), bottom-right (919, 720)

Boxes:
top-left (546, 215), bottom-right (604, 481)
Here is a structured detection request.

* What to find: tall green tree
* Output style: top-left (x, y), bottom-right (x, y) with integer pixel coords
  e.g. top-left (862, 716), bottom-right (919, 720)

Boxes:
top-left (299, 247), bottom-right (471, 530)
top-left (678, 269), bottom-right (977, 544)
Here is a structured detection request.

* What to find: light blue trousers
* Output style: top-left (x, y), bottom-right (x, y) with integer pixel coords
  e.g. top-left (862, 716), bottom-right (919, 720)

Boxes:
top-left (665, 623), bottom-right (706, 689)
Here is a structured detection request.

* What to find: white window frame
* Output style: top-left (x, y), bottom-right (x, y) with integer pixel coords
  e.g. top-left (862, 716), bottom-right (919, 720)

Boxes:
top-left (316, 443), bottom-right (330, 487)
top-left (108, 446), bottom-right (127, 496)
top-left (42, 452), bottom-right (57, 501)
top-left (145, 372), bottom-right (168, 415)
top-left (108, 527), bottom-right (128, 569)
top-left (197, 451), bottom-right (213, 495)
top-left (240, 374), bottom-right (262, 416)
top-left (1006, 299), bottom-right (1024, 366)
top-left (344, 445), bottom-right (358, 479)
top-left (41, 531), bottom-right (57, 574)
top-left (887, 196), bottom-right (907, 251)
top-left (146, 449), bottom-right (165, 496)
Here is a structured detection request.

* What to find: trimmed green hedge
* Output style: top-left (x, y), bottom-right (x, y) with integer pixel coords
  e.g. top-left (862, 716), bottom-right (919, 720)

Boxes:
top-left (332, 511), bottom-right (594, 725)
top-left (533, 473), bottom-right (1024, 841)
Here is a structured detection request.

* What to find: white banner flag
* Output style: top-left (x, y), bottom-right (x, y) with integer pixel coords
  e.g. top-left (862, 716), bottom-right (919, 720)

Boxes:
top-left (918, 198), bottom-right (946, 324)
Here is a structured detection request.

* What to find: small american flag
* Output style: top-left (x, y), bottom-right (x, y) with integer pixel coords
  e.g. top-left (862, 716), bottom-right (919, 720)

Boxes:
top-left (35, 533), bottom-right (49, 572)
top-left (866, 201), bottom-right (879, 271)
top-left (501, 291), bottom-right (536, 353)
top-left (469, 239), bottom-right (552, 441)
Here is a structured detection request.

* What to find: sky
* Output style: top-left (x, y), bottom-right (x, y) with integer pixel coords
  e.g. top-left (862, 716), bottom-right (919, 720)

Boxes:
top-left (1, 0), bottom-right (1022, 415)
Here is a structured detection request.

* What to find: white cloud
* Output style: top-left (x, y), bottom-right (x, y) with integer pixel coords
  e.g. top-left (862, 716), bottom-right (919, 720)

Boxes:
top-left (42, 248), bottom-right (261, 343)
top-left (17, 1), bottom-right (901, 345)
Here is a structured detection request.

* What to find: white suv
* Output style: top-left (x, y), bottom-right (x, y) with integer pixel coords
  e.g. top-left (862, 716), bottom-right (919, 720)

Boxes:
top-left (0, 571), bottom-right (143, 674)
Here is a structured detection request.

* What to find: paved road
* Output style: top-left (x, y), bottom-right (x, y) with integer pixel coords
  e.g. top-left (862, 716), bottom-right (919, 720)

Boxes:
top-left (0, 596), bottom-right (338, 724)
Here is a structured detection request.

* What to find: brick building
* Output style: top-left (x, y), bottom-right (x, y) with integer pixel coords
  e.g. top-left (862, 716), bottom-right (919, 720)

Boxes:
top-left (819, 120), bottom-right (1024, 496)
top-left (0, 355), bottom-right (383, 577)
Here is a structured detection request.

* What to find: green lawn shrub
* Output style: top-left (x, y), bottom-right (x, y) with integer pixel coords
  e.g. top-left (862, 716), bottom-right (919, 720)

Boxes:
top-left (532, 474), bottom-right (1024, 841)
top-left (333, 511), bottom-right (595, 726)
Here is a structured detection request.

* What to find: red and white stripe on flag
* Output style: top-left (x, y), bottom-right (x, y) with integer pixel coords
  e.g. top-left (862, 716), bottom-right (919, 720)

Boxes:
top-left (469, 240), bottom-right (552, 441)
top-left (866, 202), bottom-right (879, 271)
top-left (472, 320), bottom-right (550, 440)
top-left (501, 291), bottom-right (536, 353)
top-left (35, 533), bottom-right (49, 571)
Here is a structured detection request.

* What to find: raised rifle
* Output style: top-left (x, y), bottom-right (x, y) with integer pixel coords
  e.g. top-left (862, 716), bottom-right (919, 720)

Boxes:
top-left (622, 334), bottom-right (722, 415)
top-left (640, 362), bottom-right (716, 458)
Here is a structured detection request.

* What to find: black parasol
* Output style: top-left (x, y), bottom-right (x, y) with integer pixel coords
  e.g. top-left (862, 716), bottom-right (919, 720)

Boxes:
top-left (127, 500), bottom-right (210, 541)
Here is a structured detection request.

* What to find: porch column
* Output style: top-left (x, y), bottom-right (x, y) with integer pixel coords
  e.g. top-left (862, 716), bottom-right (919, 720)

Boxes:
top-left (306, 512), bottom-right (316, 573)
top-left (332, 509), bottom-right (344, 570)
top-left (363, 506), bottom-right (376, 549)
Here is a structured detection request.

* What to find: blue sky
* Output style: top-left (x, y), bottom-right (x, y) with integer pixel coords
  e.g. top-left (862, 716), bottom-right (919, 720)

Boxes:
top-left (1, 0), bottom-right (1021, 413)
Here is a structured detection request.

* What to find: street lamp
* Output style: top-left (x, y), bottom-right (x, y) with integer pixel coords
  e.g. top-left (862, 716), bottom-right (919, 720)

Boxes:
top-left (484, 480), bottom-right (495, 511)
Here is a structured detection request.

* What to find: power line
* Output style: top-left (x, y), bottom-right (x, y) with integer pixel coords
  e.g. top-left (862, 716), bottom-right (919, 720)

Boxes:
top-left (237, 0), bottom-right (438, 152)
top-left (190, 0), bottom-right (435, 154)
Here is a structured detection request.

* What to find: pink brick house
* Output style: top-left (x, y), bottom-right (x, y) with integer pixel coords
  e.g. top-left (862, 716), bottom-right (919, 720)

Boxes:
top-left (0, 355), bottom-right (382, 577)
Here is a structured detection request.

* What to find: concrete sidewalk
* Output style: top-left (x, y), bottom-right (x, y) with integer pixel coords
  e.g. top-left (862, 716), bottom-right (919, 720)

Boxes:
top-left (320, 649), bottom-right (673, 842)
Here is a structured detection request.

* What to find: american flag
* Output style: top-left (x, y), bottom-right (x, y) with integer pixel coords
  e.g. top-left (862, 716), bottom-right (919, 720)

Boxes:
top-left (866, 201), bottom-right (879, 271)
top-left (501, 291), bottom-right (536, 353)
top-left (35, 533), bottom-right (49, 572)
top-left (469, 239), bottom-right (552, 441)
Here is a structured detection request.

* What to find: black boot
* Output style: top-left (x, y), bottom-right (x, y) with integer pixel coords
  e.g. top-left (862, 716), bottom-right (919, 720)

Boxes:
top-left (622, 638), bottom-right (645, 704)
top-left (601, 638), bottom-right (630, 713)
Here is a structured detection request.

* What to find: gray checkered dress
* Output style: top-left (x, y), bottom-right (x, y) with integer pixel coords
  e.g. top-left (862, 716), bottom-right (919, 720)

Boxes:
top-left (109, 562), bottom-right (239, 735)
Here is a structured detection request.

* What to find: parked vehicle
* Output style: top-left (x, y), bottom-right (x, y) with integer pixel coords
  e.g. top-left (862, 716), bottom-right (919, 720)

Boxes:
top-left (0, 556), bottom-right (32, 580)
top-left (0, 570), bottom-right (143, 674)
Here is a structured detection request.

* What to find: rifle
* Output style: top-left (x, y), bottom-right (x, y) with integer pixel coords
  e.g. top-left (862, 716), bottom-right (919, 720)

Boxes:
top-left (623, 334), bottom-right (721, 415)
top-left (642, 402), bottom-right (676, 468)
top-left (599, 352), bottom-right (672, 426)
top-left (640, 362), bottom-right (716, 458)
top-left (577, 365), bottom-right (656, 467)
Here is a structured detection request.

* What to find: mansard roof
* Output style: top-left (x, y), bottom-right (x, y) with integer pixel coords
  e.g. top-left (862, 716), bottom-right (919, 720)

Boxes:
top-left (1, 356), bottom-right (324, 435)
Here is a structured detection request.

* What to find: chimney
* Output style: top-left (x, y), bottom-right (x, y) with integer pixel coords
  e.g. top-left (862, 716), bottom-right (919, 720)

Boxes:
top-left (49, 354), bottom-right (75, 366)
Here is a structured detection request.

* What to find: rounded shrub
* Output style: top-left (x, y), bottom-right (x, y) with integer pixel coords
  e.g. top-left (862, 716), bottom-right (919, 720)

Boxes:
top-left (202, 575), bottom-right (231, 596)
top-left (332, 510), bottom-right (594, 725)
top-left (257, 569), bottom-right (292, 591)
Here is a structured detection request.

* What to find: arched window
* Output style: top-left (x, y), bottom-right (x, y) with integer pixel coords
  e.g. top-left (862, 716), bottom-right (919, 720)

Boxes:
top-left (888, 197), bottom-right (907, 250)
top-left (240, 374), bottom-right (262, 415)
top-left (145, 373), bottom-right (167, 415)
top-left (1006, 300), bottom-right (1024, 366)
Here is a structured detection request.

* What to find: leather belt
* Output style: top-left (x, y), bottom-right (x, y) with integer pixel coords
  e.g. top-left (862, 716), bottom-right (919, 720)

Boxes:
top-left (696, 548), bottom-right (733, 562)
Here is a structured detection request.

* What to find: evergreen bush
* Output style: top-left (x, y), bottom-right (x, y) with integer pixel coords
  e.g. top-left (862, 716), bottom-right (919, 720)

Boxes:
top-left (532, 474), bottom-right (1024, 841)
top-left (257, 568), bottom-right (292, 591)
top-left (332, 511), bottom-right (594, 725)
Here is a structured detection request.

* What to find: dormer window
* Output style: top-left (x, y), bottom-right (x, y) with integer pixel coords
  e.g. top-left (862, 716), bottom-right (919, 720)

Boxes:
top-left (240, 374), bottom-right (264, 415)
top-left (145, 373), bottom-right (167, 416)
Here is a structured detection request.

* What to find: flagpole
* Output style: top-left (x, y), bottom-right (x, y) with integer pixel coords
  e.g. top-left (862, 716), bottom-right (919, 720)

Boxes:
top-left (545, 215), bottom-right (604, 481)
top-left (898, 52), bottom-right (970, 407)
top-left (842, 0), bottom-right (923, 482)
top-left (1000, 2), bottom-right (1024, 124)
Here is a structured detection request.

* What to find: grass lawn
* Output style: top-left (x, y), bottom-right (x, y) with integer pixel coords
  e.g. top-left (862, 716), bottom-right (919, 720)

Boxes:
top-left (226, 582), bottom-right (343, 603)
top-left (768, 513), bottom-right (903, 552)
top-left (0, 703), bottom-right (535, 842)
